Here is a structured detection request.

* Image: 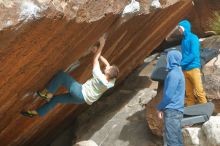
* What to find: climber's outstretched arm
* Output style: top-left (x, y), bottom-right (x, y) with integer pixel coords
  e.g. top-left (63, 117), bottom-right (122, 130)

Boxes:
top-left (93, 37), bottom-right (105, 67)
top-left (100, 56), bottom-right (110, 67)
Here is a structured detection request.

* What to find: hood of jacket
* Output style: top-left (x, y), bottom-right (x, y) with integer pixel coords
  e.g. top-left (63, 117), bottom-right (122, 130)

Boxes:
top-left (167, 50), bottom-right (182, 70)
top-left (178, 20), bottom-right (191, 36)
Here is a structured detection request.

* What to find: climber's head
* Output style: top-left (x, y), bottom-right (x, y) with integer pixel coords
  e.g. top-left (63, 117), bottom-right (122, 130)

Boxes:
top-left (178, 26), bottom-right (184, 35)
top-left (104, 65), bottom-right (119, 80)
top-left (178, 20), bottom-right (191, 36)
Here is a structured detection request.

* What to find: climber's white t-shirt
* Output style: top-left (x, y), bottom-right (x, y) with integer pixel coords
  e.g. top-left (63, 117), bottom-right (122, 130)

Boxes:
top-left (82, 63), bottom-right (115, 105)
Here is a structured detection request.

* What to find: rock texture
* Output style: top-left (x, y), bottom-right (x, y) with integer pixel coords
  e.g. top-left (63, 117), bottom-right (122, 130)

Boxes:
top-left (187, 0), bottom-right (220, 37)
top-left (202, 36), bottom-right (220, 114)
top-left (73, 140), bottom-right (98, 146)
top-left (203, 116), bottom-right (220, 146)
top-left (183, 116), bottom-right (220, 146)
top-left (139, 0), bottom-right (180, 14)
top-left (0, 0), bottom-right (128, 25)
top-left (145, 83), bottom-right (164, 136)
top-left (182, 127), bottom-right (206, 146)
top-left (0, 0), bottom-right (194, 146)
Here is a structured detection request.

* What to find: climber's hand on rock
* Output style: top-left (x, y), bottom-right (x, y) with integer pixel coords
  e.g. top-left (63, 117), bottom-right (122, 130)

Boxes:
top-left (91, 46), bottom-right (98, 53)
top-left (99, 36), bottom-right (106, 47)
top-left (157, 110), bottom-right (163, 119)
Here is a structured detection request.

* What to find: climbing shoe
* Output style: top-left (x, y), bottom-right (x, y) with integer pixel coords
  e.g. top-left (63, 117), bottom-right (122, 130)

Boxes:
top-left (37, 89), bottom-right (52, 102)
top-left (21, 110), bottom-right (38, 118)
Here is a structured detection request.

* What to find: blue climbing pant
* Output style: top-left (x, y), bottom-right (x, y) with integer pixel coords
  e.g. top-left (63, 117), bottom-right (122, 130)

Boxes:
top-left (36, 71), bottom-right (85, 116)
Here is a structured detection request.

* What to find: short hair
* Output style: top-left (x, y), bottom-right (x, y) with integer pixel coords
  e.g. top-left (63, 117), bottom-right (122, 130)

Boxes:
top-left (107, 65), bottom-right (119, 79)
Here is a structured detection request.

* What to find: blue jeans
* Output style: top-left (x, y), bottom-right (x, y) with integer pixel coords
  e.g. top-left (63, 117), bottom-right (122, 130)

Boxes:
top-left (37, 71), bottom-right (85, 116)
top-left (163, 109), bottom-right (183, 146)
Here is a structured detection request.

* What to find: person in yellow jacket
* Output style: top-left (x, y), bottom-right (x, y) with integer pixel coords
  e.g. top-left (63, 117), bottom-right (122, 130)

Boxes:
top-left (178, 20), bottom-right (207, 106)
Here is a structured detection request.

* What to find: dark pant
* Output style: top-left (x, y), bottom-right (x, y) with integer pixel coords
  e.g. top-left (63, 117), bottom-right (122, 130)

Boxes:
top-left (163, 109), bottom-right (183, 146)
top-left (37, 71), bottom-right (85, 116)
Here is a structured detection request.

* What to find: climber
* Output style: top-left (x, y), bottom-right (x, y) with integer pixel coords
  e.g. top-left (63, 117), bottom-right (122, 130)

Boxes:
top-left (21, 36), bottom-right (119, 118)
top-left (178, 20), bottom-right (207, 106)
top-left (157, 50), bottom-right (185, 146)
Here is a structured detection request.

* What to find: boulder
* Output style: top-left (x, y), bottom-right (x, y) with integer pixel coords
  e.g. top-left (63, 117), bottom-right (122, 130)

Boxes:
top-left (145, 83), bottom-right (164, 136)
top-left (182, 116), bottom-right (220, 146)
top-left (187, 0), bottom-right (220, 37)
top-left (182, 127), bottom-right (206, 146)
top-left (74, 140), bottom-right (98, 146)
top-left (0, 0), bottom-right (194, 146)
top-left (202, 36), bottom-right (220, 113)
top-left (202, 116), bottom-right (220, 146)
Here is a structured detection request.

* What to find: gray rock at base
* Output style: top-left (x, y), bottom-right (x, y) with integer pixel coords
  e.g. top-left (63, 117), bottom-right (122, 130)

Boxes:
top-left (182, 116), bottom-right (220, 146)
top-left (202, 116), bottom-right (220, 146)
top-left (182, 127), bottom-right (206, 146)
top-left (203, 74), bottom-right (220, 100)
top-left (137, 89), bottom-right (157, 105)
top-left (73, 140), bottom-right (98, 146)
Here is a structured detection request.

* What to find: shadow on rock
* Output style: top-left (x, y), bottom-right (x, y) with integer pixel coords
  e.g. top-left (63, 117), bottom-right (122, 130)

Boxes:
top-left (119, 110), bottom-right (163, 146)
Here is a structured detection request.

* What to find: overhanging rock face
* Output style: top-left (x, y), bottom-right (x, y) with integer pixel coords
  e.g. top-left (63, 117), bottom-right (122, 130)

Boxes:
top-left (187, 0), bottom-right (220, 37)
top-left (0, 0), bottom-right (193, 146)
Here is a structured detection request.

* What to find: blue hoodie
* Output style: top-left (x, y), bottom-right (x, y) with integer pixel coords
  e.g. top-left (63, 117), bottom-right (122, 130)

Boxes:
top-left (157, 50), bottom-right (185, 112)
top-left (178, 20), bottom-right (201, 71)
